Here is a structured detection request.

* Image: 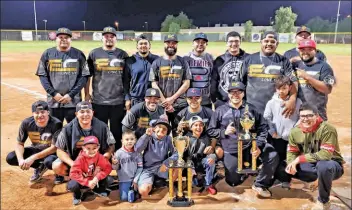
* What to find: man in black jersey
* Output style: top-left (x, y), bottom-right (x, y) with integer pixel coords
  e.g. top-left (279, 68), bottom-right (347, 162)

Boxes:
top-left (36, 27), bottom-right (90, 124)
top-left (6, 101), bottom-right (63, 183)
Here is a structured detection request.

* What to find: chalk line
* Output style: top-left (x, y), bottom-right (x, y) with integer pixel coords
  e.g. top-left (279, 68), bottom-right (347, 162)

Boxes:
top-left (1, 82), bottom-right (46, 99)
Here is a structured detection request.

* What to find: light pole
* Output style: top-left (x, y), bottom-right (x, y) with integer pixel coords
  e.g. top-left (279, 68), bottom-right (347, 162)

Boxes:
top-left (43, 19), bottom-right (47, 40)
top-left (114, 21), bottom-right (119, 31)
top-left (144, 22), bottom-right (148, 32)
top-left (334, 0), bottom-right (341, 44)
top-left (33, 0), bottom-right (38, 41)
top-left (82, 21), bottom-right (86, 31)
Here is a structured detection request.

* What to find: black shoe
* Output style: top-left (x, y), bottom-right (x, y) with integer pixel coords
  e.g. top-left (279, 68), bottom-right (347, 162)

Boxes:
top-left (54, 175), bottom-right (65, 185)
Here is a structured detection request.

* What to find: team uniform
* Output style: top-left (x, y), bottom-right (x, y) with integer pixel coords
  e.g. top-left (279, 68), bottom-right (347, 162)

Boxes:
top-left (36, 46), bottom-right (89, 123)
top-left (210, 49), bottom-right (249, 108)
top-left (183, 51), bottom-right (214, 108)
top-left (284, 48), bottom-right (327, 69)
top-left (87, 46), bottom-right (128, 149)
top-left (125, 53), bottom-right (159, 106)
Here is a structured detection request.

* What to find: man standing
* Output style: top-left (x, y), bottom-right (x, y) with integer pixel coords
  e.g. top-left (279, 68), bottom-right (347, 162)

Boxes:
top-left (53, 101), bottom-right (115, 177)
top-left (210, 31), bottom-right (249, 108)
top-left (183, 33), bottom-right (214, 108)
top-left (237, 31), bottom-right (298, 117)
top-left (207, 82), bottom-right (279, 198)
top-left (122, 88), bottom-right (165, 139)
top-left (85, 26), bottom-right (129, 148)
top-left (294, 39), bottom-right (335, 121)
top-left (36, 27), bottom-right (90, 123)
top-left (6, 101), bottom-right (63, 183)
top-left (125, 34), bottom-right (159, 108)
top-left (149, 34), bottom-right (192, 129)
top-left (284, 26), bottom-right (327, 68)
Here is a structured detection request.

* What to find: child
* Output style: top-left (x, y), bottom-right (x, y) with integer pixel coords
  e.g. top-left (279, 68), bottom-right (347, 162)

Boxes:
top-left (263, 75), bottom-right (302, 187)
top-left (184, 116), bottom-right (217, 195)
top-left (112, 130), bottom-right (143, 202)
top-left (68, 136), bottom-right (112, 205)
top-left (135, 118), bottom-right (178, 197)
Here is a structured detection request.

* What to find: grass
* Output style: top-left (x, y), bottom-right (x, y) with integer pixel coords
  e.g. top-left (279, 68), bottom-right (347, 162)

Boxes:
top-left (1, 41), bottom-right (351, 56)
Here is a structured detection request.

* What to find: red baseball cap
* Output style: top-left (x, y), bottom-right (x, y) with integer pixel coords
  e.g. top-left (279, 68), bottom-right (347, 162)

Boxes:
top-left (83, 136), bottom-right (99, 146)
top-left (298, 39), bottom-right (317, 50)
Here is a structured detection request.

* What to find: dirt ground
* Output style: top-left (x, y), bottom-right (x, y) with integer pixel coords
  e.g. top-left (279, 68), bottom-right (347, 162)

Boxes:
top-left (1, 52), bottom-right (351, 210)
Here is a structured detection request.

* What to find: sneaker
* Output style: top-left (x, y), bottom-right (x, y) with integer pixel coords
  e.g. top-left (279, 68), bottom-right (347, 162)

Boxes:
top-left (206, 185), bottom-right (217, 195)
top-left (281, 182), bottom-right (291, 190)
top-left (252, 184), bottom-right (272, 198)
top-left (311, 200), bottom-right (331, 210)
top-left (73, 197), bottom-right (81, 205)
top-left (54, 175), bottom-right (65, 185)
top-left (29, 163), bottom-right (48, 182)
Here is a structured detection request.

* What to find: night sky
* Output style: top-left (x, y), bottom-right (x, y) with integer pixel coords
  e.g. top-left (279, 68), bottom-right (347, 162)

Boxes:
top-left (1, 1), bottom-right (351, 31)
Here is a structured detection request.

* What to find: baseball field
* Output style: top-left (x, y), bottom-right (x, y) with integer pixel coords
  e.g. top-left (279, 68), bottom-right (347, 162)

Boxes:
top-left (1, 41), bottom-right (351, 210)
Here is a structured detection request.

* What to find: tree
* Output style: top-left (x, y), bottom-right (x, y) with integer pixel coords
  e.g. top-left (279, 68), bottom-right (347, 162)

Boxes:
top-left (273, 6), bottom-right (298, 33)
top-left (244, 20), bottom-right (253, 42)
top-left (161, 15), bottom-right (177, 32)
top-left (160, 11), bottom-right (194, 32)
top-left (337, 17), bottom-right (352, 32)
top-left (177, 11), bottom-right (192, 29)
top-left (305, 16), bottom-right (331, 32)
top-left (169, 22), bottom-right (181, 33)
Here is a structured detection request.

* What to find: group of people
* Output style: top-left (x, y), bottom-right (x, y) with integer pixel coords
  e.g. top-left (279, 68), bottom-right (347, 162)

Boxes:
top-left (6, 25), bottom-right (344, 209)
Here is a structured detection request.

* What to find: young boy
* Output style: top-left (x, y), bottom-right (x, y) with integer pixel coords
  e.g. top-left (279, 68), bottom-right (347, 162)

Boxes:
top-left (68, 136), bottom-right (112, 205)
top-left (184, 116), bottom-right (217, 195)
top-left (263, 75), bottom-right (302, 187)
top-left (112, 130), bottom-right (143, 202)
top-left (135, 118), bottom-right (178, 197)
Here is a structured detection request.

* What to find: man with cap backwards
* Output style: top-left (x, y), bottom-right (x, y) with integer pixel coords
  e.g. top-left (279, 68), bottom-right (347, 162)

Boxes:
top-left (149, 34), bottom-right (192, 129)
top-left (121, 88), bottom-right (165, 139)
top-left (125, 34), bottom-right (159, 108)
top-left (237, 31), bottom-right (298, 118)
top-left (294, 39), bottom-right (335, 121)
top-left (85, 26), bottom-right (129, 150)
top-left (183, 33), bottom-right (214, 109)
top-left (53, 101), bottom-right (116, 177)
top-left (210, 31), bottom-right (250, 109)
top-left (284, 26), bottom-right (327, 68)
top-left (6, 101), bottom-right (63, 183)
top-left (207, 82), bottom-right (279, 198)
top-left (36, 27), bottom-right (90, 124)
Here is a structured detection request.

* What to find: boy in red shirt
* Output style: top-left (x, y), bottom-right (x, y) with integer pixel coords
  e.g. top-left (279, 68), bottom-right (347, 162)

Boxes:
top-left (68, 136), bottom-right (112, 205)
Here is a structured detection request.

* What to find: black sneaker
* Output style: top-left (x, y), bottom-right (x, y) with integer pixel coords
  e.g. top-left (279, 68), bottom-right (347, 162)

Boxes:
top-left (54, 175), bottom-right (65, 185)
top-left (30, 163), bottom-right (48, 182)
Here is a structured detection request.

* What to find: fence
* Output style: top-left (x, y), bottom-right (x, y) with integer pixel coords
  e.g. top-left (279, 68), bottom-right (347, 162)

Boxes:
top-left (1, 30), bottom-right (351, 44)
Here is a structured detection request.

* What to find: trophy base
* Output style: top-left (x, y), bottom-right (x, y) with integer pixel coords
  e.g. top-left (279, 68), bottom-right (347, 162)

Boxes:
top-left (237, 169), bottom-right (258, 175)
top-left (167, 196), bottom-right (194, 207)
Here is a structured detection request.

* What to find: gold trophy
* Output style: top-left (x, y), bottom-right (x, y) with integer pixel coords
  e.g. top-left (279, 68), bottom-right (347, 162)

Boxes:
top-left (167, 130), bottom-right (194, 207)
top-left (237, 104), bottom-right (258, 174)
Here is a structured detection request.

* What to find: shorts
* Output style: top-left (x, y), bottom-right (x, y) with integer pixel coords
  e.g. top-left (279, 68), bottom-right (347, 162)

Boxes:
top-left (137, 165), bottom-right (168, 186)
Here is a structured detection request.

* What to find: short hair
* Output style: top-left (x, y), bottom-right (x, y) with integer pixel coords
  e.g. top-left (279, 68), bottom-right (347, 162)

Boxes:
top-left (136, 34), bottom-right (150, 43)
top-left (275, 75), bottom-right (292, 89)
top-left (226, 31), bottom-right (241, 42)
top-left (121, 130), bottom-right (136, 140)
top-left (299, 103), bottom-right (319, 114)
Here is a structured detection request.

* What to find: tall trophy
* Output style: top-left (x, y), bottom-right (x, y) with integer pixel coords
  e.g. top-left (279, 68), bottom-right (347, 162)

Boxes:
top-left (237, 104), bottom-right (258, 174)
top-left (167, 127), bottom-right (194, 207)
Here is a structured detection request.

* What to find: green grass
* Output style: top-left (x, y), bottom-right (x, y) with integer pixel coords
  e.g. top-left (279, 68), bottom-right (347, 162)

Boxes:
top-left (1, 41), bottom-right (351, 56)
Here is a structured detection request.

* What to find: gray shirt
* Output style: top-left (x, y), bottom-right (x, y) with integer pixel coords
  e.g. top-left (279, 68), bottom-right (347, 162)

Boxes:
top-left (113, 147), bottom-right (143, 183)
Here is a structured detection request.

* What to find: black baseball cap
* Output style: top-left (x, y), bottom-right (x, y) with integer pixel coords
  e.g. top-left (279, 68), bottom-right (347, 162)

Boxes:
top-left (76, 101), bottom-right (93, 112)
top-left (56, 27), bottom-right (72, 37)
top-left (261, 31), bottom-right (278, 41)
top-left (193, 33), bottom-right (208, 42)
top-left (228, 81), bottom-right (246, 91)
top-left (152, 118), bottom-right (171, 135)
top-left (186, 88), bottom-right (202, 97)
top-left (102, 26), bottom-right (117, 36)
top-left (296, 26), bottom-right (311, 36)
top-left (145, 88), bottom-right (160, 98)
top-left (32, 100), bottom-right (49, 112)
top-left (164, 34), bottom-right (178, 42)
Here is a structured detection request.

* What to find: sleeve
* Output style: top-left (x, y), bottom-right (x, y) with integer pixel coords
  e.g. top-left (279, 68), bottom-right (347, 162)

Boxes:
top-left (79, 52), bottom-right (90, 77)
top-left (69, 158), bottom-right (90, 186)
top-left (263, 100), bottom-right (276, 136)
top-left (182, 58), bottom-right (192, 81)
top-left (320, 63), bottom-right (336, 89)
top-left (87, 51), bottom-right (95, 77)
top-left (106, 130), bottom-right (116, 146)
top-left (95, 155), bottom-right (112, 180)
top-left (135, 134), bottom-right (151, 153)
top-left (149, 60), bottom-right (159, 82)
top-left (317, 50), bottom-right (327, 62)
top-left (210, 57), bottom-right (223, 103)
top-left (124, 57), bottom-right (132, 100)
top-left (55, 129), bottom-right (67, 150)
top-left (286, 131), bottom-right (300, 164)
top-left (133, 153), bottom-right (143, 183)
top-left (206, 109), bottom-right (226, 139)
top-left (35, 51), bottom-right (49, 77)
top-left (39, 76), bottom-right (57, 97)
top-left (50, 121), bottom-right (63, 145)
top-left (282, 57), bottom-right (298, 82)
top-left (238, 56), bottom-right (249, 86)
top-left (253, 110), bottom-right (268, 150)
top-left (17, 121), bottom-right (28, 143)
top-left (298, 126), bottom-right (337, 163)
top-left (121, 110), bottom-right (137, 130)
top-left (283, 50), bottom-right (291, 60)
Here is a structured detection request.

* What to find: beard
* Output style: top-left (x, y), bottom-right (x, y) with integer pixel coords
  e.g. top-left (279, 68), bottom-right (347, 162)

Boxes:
top-left (164, 47), bottom-right (177, 56)
top-left (301, 55), bottom-right (315, 63)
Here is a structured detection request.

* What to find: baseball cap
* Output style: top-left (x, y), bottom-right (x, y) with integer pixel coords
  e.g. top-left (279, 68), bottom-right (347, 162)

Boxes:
top-left (76, 101), bottom-right (93, 112)
top-left (102, 26), bottom-right (117, 36)
top-left (32, 100), bottom-right (49, 112)
top-left (152, 118), bottom-right (171, 135)
top-left (228, 81), bottom-right (246, 91)
top-left (296, 26), bottom-right (311, 36)
top-left (56, 27), bottom-right (72, 37)
top-left (145, 88), bottom-right (160, 98)
top-left (298, 39), bottom-right (317, 50)
top-left (83, 136), bottom-right (100, 146)
top-left (186, 88), bottom-right (202, 97)
top-left (188, 116), bottom-right (204, 128)
top-left (193, 33), bottom-right (208, 42)
top-left (164, 34), bottom-right (178, 42)
top-left (261, 31), bottom-right (278, 41)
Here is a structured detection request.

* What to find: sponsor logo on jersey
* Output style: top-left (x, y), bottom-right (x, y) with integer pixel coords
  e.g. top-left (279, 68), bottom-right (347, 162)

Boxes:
top-left (48, 59), bottom-right (78, 72)
top-left (138, 117), bottom-right (150, 128)
top-left (75, 136), bottom-right (85, 148)
top-left (95, 58), bottom-right (124, 71)
top-left (220, 61), bottom-right (243, 93)
top-left (159, 66), bottom-right (181, 79)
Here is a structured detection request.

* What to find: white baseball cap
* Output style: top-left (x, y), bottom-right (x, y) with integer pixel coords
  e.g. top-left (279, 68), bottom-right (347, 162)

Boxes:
top-left (188, 116), bottom-right (204, 128)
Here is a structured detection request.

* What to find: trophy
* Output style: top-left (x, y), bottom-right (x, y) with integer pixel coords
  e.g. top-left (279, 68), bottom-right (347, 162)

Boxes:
top-left (167, 131), bottom-right (194, 207)
top-left (237, 104), bottom-right (258, 174)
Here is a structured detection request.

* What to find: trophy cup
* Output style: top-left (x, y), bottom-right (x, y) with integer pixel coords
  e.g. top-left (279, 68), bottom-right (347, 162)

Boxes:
top-left (167, 132), bottom-right (194, 207)
top-left (237, 104), bottom-right (258, 174)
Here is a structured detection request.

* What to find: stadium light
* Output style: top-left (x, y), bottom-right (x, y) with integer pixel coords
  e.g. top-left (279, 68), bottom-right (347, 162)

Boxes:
top-left (115, 21), bottom-right (119, 31)
top-left (333, 0), bottom-right (341, 44)
top-left (145, 22), bottom-right (148, 32)
top-left (33, 1), bottom-right (38, 41)
top-left (82, 21), bottom-right (86, 31)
